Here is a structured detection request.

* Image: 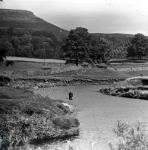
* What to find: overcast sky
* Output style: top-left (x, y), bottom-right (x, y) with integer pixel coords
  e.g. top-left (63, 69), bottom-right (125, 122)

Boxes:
top-left (0, 0), bottom-right (148, 35)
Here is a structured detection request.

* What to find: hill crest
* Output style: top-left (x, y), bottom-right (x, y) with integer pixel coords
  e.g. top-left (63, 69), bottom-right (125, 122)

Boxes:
top-left (0, 9), bottom-right (69, 38)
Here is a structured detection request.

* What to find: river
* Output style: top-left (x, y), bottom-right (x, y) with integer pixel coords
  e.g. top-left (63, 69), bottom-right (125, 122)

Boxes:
top-left (35, 85), bottom-right (148, 150)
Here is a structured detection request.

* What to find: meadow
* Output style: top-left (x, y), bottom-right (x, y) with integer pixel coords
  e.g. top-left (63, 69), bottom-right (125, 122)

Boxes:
top-left (1, 57), bottom-right (148, 81)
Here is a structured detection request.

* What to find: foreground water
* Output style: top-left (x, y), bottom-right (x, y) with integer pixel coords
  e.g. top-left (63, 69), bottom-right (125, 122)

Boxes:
top-left (35, 85), bottom-right (148, 150)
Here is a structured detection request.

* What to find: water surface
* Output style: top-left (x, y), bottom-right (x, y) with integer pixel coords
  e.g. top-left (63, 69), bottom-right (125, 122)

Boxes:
top-left (35, 85), bottom-right (148, 150)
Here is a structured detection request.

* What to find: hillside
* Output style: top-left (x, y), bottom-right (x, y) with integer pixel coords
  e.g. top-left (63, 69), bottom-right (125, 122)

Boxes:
top-left (0, 9), bottom-right (135, 42)
top-left (91, 33), bottom-right (134, 48)
top-left (0, 9), bottom-right (69, 39)
top-left (0, 9), bottom-right (142, 59)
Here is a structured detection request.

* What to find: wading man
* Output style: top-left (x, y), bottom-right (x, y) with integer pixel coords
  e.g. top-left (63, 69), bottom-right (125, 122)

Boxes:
top-left (69, 91), bottom-right (73, 100)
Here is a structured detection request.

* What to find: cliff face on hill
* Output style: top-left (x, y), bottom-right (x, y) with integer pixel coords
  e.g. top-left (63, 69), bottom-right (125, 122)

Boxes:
top-left (0, 9), bottom-right (37, 21)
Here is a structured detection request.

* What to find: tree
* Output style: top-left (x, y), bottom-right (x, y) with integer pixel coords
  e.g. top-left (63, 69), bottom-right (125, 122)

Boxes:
top-left (90, 37), bottom-right (111, 64)
top-left (127, 33), bottom-right (148, 59)
top-left (0, 40), bottom-right (13, 62)
top-left (62, 27), bottom-right (91, 66)
top-left (0, 49), bottom-right (6, 62)
top-left (7, 26), bottom-right (15, 36)
top-left (34, 48), bottom-right (46, 59)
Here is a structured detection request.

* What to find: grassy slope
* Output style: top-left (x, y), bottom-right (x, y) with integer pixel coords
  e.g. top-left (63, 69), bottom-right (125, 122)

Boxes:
top-left (0, 87), bottom-right (69, 116)
top-left (0, 86), bottom-right (79, 146)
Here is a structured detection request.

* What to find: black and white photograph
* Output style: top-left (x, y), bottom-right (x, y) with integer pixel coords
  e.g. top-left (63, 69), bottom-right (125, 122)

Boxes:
top-left (1, 0), bottom-right (148, 149)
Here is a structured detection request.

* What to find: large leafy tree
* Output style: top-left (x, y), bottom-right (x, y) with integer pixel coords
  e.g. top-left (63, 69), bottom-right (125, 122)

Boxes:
top-left (62, 27), bottom-right (91, 66)
top-left (90, 37), bottom-right (111, 64)
top-left (127, 33), bottom-right (148, 59)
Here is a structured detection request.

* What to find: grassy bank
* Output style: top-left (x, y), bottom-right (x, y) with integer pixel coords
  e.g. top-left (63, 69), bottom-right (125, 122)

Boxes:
top-left (100, 76), bottom-right (148, 100)
top-left (0, 86), bottom-right (79, 149)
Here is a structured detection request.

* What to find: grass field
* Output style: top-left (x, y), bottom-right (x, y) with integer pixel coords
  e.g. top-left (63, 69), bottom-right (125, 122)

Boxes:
top-left (51, 67), bottom-right (130, 79)
top-left (1, 62), bottom-right (148, 80)
top-left (1, 57), bottom-right (148, 80)
top-left (0, 61), bottom-right (40, 71)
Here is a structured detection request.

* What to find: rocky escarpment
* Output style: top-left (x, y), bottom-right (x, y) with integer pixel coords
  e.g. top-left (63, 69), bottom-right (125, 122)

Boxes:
top-left (0, 9), bottom-right (37, 21)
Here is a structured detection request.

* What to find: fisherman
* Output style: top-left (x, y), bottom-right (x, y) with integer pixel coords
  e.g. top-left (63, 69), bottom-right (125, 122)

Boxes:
top-left (69, 91), bottom-right (73, 100)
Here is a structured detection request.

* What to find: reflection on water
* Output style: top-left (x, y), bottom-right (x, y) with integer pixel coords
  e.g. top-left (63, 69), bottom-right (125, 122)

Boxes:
top-left (34, 85), bottom-right (148, 150)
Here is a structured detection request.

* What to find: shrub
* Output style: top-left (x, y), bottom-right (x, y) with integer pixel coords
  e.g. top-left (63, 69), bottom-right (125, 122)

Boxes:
top-left (68, 118), bottom-right (80, 128)
top-left (0, 87), bottom-right (80, 149)
top-left (109, 120), bottom-right (148, 150)
top-left (53, 116), bottom-right (80, 129)
top-left (0, 76), bottom-right (11, 86)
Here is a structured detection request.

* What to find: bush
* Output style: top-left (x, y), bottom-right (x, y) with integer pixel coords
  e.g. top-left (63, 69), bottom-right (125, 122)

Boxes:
top-left (0, 87), bottom-right (80, 149)
top-left (53, 116), bottom-right (80, 129)
top-left (109, 120), bottom-right (148, 150)
top-left (0, 76), bottom-right (11, 86)
top-left (68, 117), bottom-right (80, 128)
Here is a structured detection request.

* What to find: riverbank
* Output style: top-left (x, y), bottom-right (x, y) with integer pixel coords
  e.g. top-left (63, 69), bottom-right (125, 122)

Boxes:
top-left (100, 76), bottom-right (148, 100)
top-left (0, 86), bottom-right (79, 149)
top-left (0, 74), bottom-right (125, 91)
top-left (9, 77), bottom-right (124, 90)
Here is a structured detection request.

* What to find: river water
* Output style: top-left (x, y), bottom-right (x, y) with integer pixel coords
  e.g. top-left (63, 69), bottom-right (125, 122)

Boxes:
top-left (35, 85), bottom-right (148, 150)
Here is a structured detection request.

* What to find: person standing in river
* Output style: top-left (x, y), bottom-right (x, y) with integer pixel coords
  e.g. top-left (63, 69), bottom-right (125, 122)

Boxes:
top-left (69, 91), bottom-right (73, 100)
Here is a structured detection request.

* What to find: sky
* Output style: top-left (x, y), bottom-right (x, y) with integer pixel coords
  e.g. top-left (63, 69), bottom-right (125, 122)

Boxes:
top-left (0, 0), bottom-right (148, 35)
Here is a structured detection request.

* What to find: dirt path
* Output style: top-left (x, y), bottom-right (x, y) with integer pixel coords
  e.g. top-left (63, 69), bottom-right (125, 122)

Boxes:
top-left (35, 85), bottom-right (148, 150)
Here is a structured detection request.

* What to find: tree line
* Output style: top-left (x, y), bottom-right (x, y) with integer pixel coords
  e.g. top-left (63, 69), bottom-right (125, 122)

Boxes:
top-left (0, 27), bottom-right (64, 61)
top-left (62, 27), bottom-right (148, 66)
top-left (0, 26), bottom-right (148, 65)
